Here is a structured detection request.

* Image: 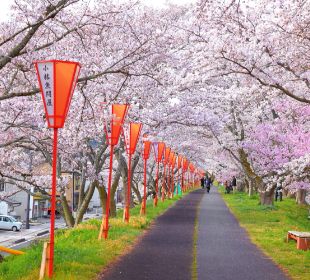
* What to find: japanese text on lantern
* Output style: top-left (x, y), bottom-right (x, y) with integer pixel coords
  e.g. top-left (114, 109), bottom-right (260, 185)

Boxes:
top-left (37, 62), bottom-right (54, 121)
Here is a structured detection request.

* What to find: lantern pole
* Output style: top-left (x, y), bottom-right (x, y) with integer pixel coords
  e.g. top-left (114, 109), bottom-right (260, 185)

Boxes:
top-left (191, 172), bottom-right (193, 189)
top-left (177, 163), bottom-right (180, 195)
top-left (140, 137), bottom-right (150, 215)
top-left (103, 144), bottom-right (114, 239)
top-left (48, 128), bottom-right (58, 277)
top-left (35, 60), bottom-right (80, 279)
top-left (141, 158), bottom-right (147, 215)
top-left (99, 104), bottom-right (129, 239)
top-left (124, 152), bottom-right (132, 222)
top-left (181, 168), bottom-right (184, 193)
top-left (168, 164), bottom-right (171, 198)
top-left (171, 165), bottom-right (174, 198)
top-left (154, 161), bottom-right (159, 207)
top-left (161, 163), bottom-right (166, 202)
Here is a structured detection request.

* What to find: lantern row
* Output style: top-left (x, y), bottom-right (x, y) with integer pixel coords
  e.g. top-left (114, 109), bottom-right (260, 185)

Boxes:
top-left (34, 60), bottom-right (203, 279)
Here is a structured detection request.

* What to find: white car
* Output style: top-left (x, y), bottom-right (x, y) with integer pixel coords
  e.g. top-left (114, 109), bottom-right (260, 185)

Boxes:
top-left (0, 215), bottom-right (22, 232)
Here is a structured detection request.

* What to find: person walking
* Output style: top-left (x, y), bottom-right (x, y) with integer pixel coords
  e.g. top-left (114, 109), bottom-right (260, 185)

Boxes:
top-left (275, 182), bottom-right (283, 201)
top-left (206, 177), bottom-right (211, 193)
top-left (200, 176), bottom-right (205, 189)
top-left (231, 176), bottom-right (237, 192)
top-left (224, 181), bottom-right (231, 194)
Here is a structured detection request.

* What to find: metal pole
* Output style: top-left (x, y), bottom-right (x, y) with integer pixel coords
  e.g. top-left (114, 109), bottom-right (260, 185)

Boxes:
top-left (26, 151), bottom-right (33, 230)
top-left (125, 153), bottom-right (132, 222)
top-left (177, 168), bottom-right (180, 195)
top-left (161, 164), bottom-right (166, 202)
top-left (181, 170), bottom-right (184, 193)
top-left (154, 161), bottom-right (159, 207)
top-left (103, 144), bottom-right (114, 239)
top-left (25, 192), bottom-right (30, 229)
top-left (141, 158), bottom-right (147, 215)
top-left (167, 165), bottom-right (170, 198)
top-left (48, 128), bottom-right (58, 278)
top-left (171, 165), bottom-right (174, 198)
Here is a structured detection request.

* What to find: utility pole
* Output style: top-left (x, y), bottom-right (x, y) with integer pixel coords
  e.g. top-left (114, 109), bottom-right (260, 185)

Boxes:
top-left (25, 192), bottom-right (30, 229)
top-left (25, 151), bottom-right (33, 229)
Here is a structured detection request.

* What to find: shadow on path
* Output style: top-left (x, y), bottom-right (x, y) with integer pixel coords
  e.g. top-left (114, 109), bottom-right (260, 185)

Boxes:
top-left (98, 190), bottom-right (204, 280)
top-left (197, 187), bottom-right (290, 280)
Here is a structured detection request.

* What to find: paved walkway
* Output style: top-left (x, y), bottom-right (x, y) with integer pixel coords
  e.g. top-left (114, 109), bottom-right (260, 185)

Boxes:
top-left (98, 190), bottom-right (203, 280)
top-left (197, 187), bottom-right (289, 280)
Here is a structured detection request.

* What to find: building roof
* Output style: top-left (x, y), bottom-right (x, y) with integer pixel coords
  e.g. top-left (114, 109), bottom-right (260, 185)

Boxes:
top-left (0, 197), bottom-right (21, 206)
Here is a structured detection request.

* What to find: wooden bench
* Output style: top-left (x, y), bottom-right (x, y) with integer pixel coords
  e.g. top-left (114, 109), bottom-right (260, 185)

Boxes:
top-left (287, 231), bottom-right (310, 250)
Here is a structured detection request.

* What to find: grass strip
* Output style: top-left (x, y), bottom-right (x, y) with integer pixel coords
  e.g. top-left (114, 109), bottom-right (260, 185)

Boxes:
top-left (191, 201), bottom-right (199, 280)
top-left (219, 186), bottom-right (310, 280)
top-left (0, 194), bottom-right (184, 280)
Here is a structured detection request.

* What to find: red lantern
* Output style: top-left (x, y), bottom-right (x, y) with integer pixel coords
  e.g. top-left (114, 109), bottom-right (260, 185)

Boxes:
top-left (34, 60), bottom-right (81, 128)
top-left (143, 137), bottom-right (152, 160)
top-left (161, 147), bottom-right (171, 201)
top-left (123, 123), bottom-right (142, 222)
top-left (152, 142), bottom-right (165, 206)
top-left (104, 104), bottom-right (129, 146)
top-left (99, 104), bottom-right (129, 240)
top-left (141, 134), bottom-right (152, 215)
top-left (34, 60), bottom-right (81, 279)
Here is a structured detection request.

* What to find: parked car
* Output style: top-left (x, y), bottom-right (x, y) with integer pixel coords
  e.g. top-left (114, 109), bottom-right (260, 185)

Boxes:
top-left (0, 215), bottom-right (22, 232)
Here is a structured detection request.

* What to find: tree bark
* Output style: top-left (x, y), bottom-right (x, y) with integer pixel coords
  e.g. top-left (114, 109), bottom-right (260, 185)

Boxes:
top-left (238, 148), bottom-right (275, 205)
top-left (117, 148), bottom-right (141, 209)
top-left (97, 185), bottom-right (107, 215)
top-left (296, 189), bottom-right (307, 205)
top-left (259, 190), bottom-right (274, 206)
top-left (132, 180), bottom-right (142, 203)
top-left (110, 166), bottom-right (122, 217)
top-left (60, 193), bottom-right (74, 227)
top-left (248, 182), bottom-right (254, 197)
top-left (74, 180), bottom-right (97, 226)
top-left (287, 192), bottom-right (296, 199)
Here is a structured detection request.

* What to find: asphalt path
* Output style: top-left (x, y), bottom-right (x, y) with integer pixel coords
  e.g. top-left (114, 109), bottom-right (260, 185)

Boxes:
top-left (98, 190), bottom-right (204, 280)
top-left (197, 187), bottom-right (290, 280)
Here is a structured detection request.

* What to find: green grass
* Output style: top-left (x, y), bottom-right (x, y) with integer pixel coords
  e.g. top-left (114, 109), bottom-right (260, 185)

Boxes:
top-left (191, 203), bottom-right (199, 280)
top-left (219, 186), bottom-right (310, 280)
top-left (0, 194), bottom-right (185, 280)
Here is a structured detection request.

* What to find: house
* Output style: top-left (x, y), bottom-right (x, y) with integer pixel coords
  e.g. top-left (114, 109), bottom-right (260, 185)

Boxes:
top-left (0, 180), bottom-right (24, 220)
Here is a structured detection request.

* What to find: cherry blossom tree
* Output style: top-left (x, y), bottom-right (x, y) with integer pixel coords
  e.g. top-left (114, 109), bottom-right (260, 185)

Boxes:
top-left (0, 0), bottom-right (309, 221)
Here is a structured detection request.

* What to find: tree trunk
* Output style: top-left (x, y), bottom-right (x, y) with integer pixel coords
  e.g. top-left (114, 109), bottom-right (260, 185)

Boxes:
top-left (259, 188), bottom-right (275, 205)
top-left (238, 149), bottom-right (265, 199)
top-left (74, 181), bottom-right (97, 226)
top-left (287, 192), bottom-right (296, 199)
top-left (236, 179), bottom-right (244, 192)
top-left (296, 189), bottom-right (307, 205)
top-left (60, 193), bottom-right (74, 227)
top-left (132, 181), bottom-right (142, 203)
top-left (97, 185), bottom-right (107, 215)
top-left (117, 149), bottom-right (141, 209)
top-left (248, 184), bottom-right (253, 197)
top-left (110, 168), bottom-right (121, 217)
top-left (244, 178), bottom-right (249, 193)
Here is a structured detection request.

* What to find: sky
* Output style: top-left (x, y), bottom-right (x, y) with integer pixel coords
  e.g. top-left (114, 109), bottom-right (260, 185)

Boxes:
top-left (0, 0), bottom-right (12, 20)
top-left (0, 0), bottom-right (194, 21)
top-left (141, 0), bottom-right (194, 7)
